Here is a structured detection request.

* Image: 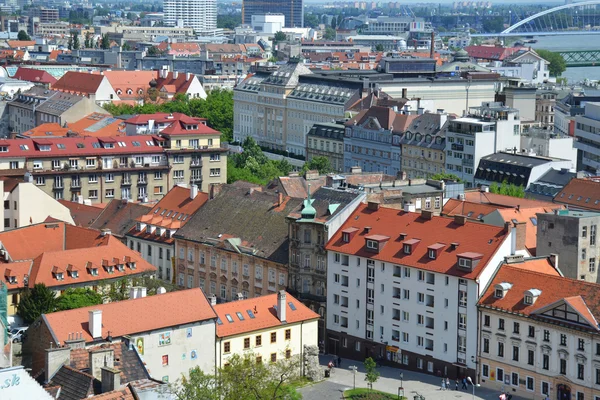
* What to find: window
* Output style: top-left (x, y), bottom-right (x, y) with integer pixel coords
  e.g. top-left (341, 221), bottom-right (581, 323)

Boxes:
top-left (542, 381), bottom-right (549, 396)
top-left (513, 322), bottom-right (520, 334)
top-left (526, 377), bottom-right (534, 391)
top-left (596, 368), bottom-right (600, 385)
top-left (544, 330), bottom-right (550, 342)
top-left (512, 346), bottom-right (519, 362)
top-left (286, 349), bottom-right (291, 359)
top-left (511, 372), bottom-right (519, 386)
top-left (418, 271), bottom-right (425, 281)
top-left (403, 267), bottom-right (410, 278)
top-left (483, 338), bottom-right (489, 353)
top-left (105, 189), bottom-right (114, 198)
top-left (244, 338), bottom-right (250, 349)
top-left (560, 334), bottom-right (567, 346)
top-left (355, 341), bottom-right (361, 351)
top-left (482, 365), bottom-right (489, 378)
top-left (210, 168), bottom-right (221, 177)
top-left (560, 359), bottom-right (567, 375)
top-left (484, 315), bottom-right (490, 327)
top-left (88, 174), bottom-right (98, 183)
top-left (578, 363), bottom-right (585, 380)
top-left (88, 190), bottom-right (98, 199)
top-left (528, 349), bottom-right (534, 366)
top-left (583, 226), bottom-right (588, 238)
top-left (402, 332), bottom-right (409, 343)
top-left (270, 353), bottom-right (276, 363)
top-left (499, 318), bottom-right (505, 330)
top-left (498, 342), bottom-right (504, 357)
top-left (458, 314), bottom-right (466, 329)
top-left (285, 329), bottom-right (291, 340)
top-left (497, 368), bottom-right (504, 383)
top-left (591, 225), bottom-right (597, 245)
top-left (542, 354), bottom-right (549, 370)
top-left (528, 325), bottom-right (535, 338)
top-left (224, 342), bottom-right (230, 353)
top-left (270, 332), bottom-right (276, 343)
top-left (579, 338), bottom-right (585, 351)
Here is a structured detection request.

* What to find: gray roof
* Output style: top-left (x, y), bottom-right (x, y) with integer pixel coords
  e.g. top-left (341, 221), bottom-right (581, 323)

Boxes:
top-left (288, 187), bottom-right (362, 222)
top-left (90, 200), bottom-right (150, 238)
top-left (307, 122), bottom-right (345, 141)
top-left (174, 186), bottom-right (303, 265)
top-left (526, 168), bottom-right (576, 200)
top-left (287, 83), bottom-right (357, 105)
top-left (261, 62), bottom-right (312, 87)
top-left (48, 366), bottom-right (93, 400)
top-left (9, 86), bottom-right (85, 116)
top-left (398, 113), bottom-right (447, 150)
top-left (534, 168), bottom-right (577, 186)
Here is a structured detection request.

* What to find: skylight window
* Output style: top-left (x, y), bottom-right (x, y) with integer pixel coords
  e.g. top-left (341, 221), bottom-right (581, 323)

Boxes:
top-left (57, 144), bottom-right (66, 149)
top-left (225, 314), bottom-right (234, 323)
top-left (530, 217), bottom-right (537, 226)
top-left (76, 143), bottom-right (85, 148)
top-left (132, 141), bottom-right (141, 147)
top-left (236, 312), bottom-right (245, 321)
top-left (146, 141), bottom-right (154, 146)
top-left (92, 143), bottom-right (101, 148)
top-left (19, 144), bottom-right (29, 150)
top-left (247, 309), bottom-right (256, 319)
top-left (217, 318), bottom-right (223, 325)
top-left (288, 302), bottom-right (297, 311)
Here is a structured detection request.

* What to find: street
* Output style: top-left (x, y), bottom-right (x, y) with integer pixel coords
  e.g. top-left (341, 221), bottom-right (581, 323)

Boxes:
top-left (299, 356), bottom-right (529, 400)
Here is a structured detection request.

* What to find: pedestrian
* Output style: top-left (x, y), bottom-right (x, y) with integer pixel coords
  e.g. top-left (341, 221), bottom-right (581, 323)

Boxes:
top-left (446, 377), bottom-right (450, 389)
top-left (337, 356), bottom-right (342, 368)
top-left (462, 377), bottom-right (468, 390)
top-left (455, 379), bottom-right (459, 390)
top-left (441, 378), bottom-right (446, 390)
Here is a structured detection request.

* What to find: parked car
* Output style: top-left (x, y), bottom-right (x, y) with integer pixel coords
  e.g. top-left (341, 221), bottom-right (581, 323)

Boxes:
top-left (10, 327), bottom-right (28, 343)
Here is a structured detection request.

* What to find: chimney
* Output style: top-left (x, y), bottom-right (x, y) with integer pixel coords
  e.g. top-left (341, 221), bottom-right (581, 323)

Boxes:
top-left (278, 192), bottom-right (283, 206)
top-left (89, 347), bottom-right (114, 381)
top-left (404, 202), bottom-right (416, 213)
top-left (157, 286), bottom-right (167, 294)
top-left (350, 166), bottom-right (362, 174)
top-left (454, 215), bottom-right (467, 226)
top-left (513, 221), bottom-right (526, 252)
top-left (401, 88), bottom-right (407, 99)
top-left (45, 346), bottom-right (71, 383)
top-left (173, 71), bottom-right (179, 79)
top-left (190, 184), bottom-right (198, 200)
top-left (430, 31), bottom-right (435, 59)
top-left (185, 72), bottom-right (191, 81)
top-left (89, 310), bottom-right (102, 339)
top-left (210, 183), bottom-right (223, 200)
top-left (421, 210), bottom-right (433, 220)
top-left (101, 367), bottom-right (121, 393)
top-left (367, 201), bottom-right (380, 211)
top-left (277, 290), bottom-right (287, 323)
top-left (209, 294), bottom-right (217, 306)
top-left (549, 253), bottom-right (559, 270)
top-left (100, 229), bottom-right (111, 236)
top-left (236, 292), bottom-right (244, 301)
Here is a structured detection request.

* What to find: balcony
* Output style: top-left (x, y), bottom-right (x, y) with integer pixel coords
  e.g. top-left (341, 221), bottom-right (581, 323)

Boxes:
top-left (137, 179), bottom-right (147, 185)
top-left (70, 181), bottom-right (81, 189)
top-left (462, 158), bottom-right (474, 167)
top-left (191, 160), bottom-right (202, 167)
top-left (53, 182), bottom-right (64, 190)
top-left (190, 176), bottom-right (202, 183)
top-left (121, 180), bottom-right (132, 186)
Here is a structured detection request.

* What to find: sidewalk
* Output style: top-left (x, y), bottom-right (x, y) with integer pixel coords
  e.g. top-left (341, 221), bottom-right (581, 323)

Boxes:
top-left (298, 355), bottom-right (529, 400)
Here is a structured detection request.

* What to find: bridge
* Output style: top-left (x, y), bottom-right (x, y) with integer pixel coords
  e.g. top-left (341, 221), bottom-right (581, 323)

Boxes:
top-left (558, 50), bottom-right (600, 67)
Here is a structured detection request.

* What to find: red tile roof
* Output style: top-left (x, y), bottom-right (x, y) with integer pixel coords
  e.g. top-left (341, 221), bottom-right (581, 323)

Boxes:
top-left (7, 40), bottom-right (35, 48)
top-left (0, 261), bottom-right (32, 290)
top-left (214, 292), bottom-right (319, 337)
top-left (19, 123), bottom-right (70, 138)
top-left (44, 288), bottom-right (216, 344)
top-left (442, 198), bottom-right (499, 219)
top-left (479, 259), bottom-right (600, 331)
top-left (325, 204), bottom-right (510, 280)
top-left (12, 67), bottom-right (57, 85)
top-left (102, 71), bottom-right (157, 100)
top-left (154, 72), bottom-right (196, 95)
top-left (554, 178), bottom-right (600, 211)
top-left (0, 222), bottom-right (66, 261)
top-left (65, 113), bottom-right (126, 137)
top-left (496, 205), bottom-right (562, 255)
top-left (464, 45), bottom-right (522, 61)
top-left (159, 119), bottom-right (219, 136)
top-left (125, 112), bottom-right (205, 126)
top-left (52, 71), bottom-right (105, 95)
top-left (88, 387), bottom-right (135, 400)
top-left (156, 42), bottom-right (201, 55)
top-left (0, 135), bottom-right (162, 158)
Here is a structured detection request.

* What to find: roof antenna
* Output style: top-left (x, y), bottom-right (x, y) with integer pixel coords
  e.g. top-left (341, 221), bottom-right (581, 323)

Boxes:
top-left (254, 305), bottom-right (258, 314)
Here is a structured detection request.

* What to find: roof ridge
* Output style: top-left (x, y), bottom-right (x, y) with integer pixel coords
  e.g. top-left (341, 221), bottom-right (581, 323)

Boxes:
top-left (502, 264), bottom-right (599, 287)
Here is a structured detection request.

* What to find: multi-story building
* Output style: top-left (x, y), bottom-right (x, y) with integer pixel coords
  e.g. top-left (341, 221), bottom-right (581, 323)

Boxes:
top-left (286, 186), bottom-right (365, 349)
top-left (126, 185), bottom-right (208, 283)
top-left (575, 102), bottom-right (600, 174)
top-left (174, 185), bottom-right (303, 301)
top-left (554, 92), bottom-right (597, 137)
top-left (445, 103), bottom-right (521, 187)
top-left (344, 106), bottom-right (412, 175)
top-left (398, 112), bottom-right (448, 179)
top-left (478, 255), bottom-right (600, 399)
top-left (24, 288), bottom-right (217, 383)
top-left (520, 128), bottom-right (577, 170)
top-left (325, 202), bottom-right (521, 379)
top-left (243, 2), bottom-right (303, 28)
top-left (163, 0), bottom-right (217, 36)
top-left (214, 291), bottom-right (319, 369)
top-left (536, 90), bottom-right (557, 130)
top-left (553, 177), bottom-right (600, 212)
top-left (536, 209), bottom-right (600, 282)
top-left (7, 87), bottom-right (106, 133)
top-left (306, 122), bottom-right (345, 172)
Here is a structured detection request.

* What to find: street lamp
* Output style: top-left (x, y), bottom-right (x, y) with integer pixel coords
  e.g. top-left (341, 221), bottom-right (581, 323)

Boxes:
top-left (349, 365), bottom-right (357, 390)
top-left (467, 376), bottom-right (480, 400)
top-left (399, 372), bottom-right (403, 387)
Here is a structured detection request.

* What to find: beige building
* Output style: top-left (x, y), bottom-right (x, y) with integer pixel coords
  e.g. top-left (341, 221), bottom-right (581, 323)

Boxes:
top-left (479, 256), bottom-right (600, 400)
top-left (398, 112), bottom-right (448, 179)
top-left (174, 185), bottom-right (303, 301)
top-left (535, 90), bottom-right (557, 130)
top-left (306, 122), bottom-right (345, 173)
top-left (213, 291), bottom-right (319, 369)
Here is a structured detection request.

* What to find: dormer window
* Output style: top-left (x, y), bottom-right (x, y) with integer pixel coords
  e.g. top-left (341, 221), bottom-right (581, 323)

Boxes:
top-left (341, 227), bottom-right (359, 243)
top-left (137, 223), bottom-right (142, 231)
top-left (494, 282), bottom-right (513, 298)
top-left (524, 289), bottom-right (541, 305)
top-left (459, 258), bottom-right (472, 269)
top-left (403, 238), bottom-right (421, 255)
top-left (71, 271), bottom-right (78, 278)
top-left (7, 275), bottom-right (16, 284)
top-left (56, 272), bottom-right (64, 280)
top-left (342, 232), bottom-right (350, 242)
top-left (457, 252), bottom-right (484, 270)
top-left (128, 262), bottom-right (136, 270)
top-left (404, 244), bottom-right (411, 254)
top-left (107, 265), bottom-right (114, 273)
top-left (52, 266), bottom-right (64, 280)
top-left (365, 234), bottom-right (390, 253)
top-left (89, 267), bottom-right (99, 276)
top-left (366, 240), bottom-right (378, 250)
top-left (117, 264), bottom-right (124, 272)
top-left (427, 243), bottom-right (445, 259)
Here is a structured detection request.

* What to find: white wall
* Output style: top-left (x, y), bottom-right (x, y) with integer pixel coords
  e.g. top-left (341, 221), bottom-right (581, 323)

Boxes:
top-left (127, 237), bottom-right (174, 282)
top-left (185, 76), bottom-right (207, 99)
top-left (0, 366), bottom-right (54, 400)
top-left (95, 76), bottom-right (119, 105)
top-left (133, 319), bottom-right (216, 381)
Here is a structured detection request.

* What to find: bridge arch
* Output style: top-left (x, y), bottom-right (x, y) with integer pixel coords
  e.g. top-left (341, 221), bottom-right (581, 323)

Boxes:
top-left (502, 0), bottom-right (600, 34)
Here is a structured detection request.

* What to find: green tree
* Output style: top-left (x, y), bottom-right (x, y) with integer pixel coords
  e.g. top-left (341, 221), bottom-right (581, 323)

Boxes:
top-left (217, 13), bottom-right (242, 30)
top-left (536, 49), bottom-right (567, 77)
top-left (429, 173), bottom-right (462, 182)
top-left (302, 156), bottom-right (332, 174)
top-left (364, 357), bottom-right (380, 390)
top-left (172, 352), bottom-right (302, 400)
top-left (84, 31), bottom-right (91, 48)
top-left (126, 12), bottom-right (135, 21)
top-left (67, 35), bottom-right (73, 50)
top-left (17, 283), bottom-right (58, 323)
top-left (304, 13), bottom-right (319, 28)
top-left (482, 16), bottom-right (505, 33)
top-left (274, 31), bottom-right (287, 42)
top-left (489, 180), bottom-right (525, 198)
top-left (147, 45), bottom-right (160, 56)
top-left (100, 33), bottom-right (110, 49)
top-left (323, 27), bottom-right (336, 40)
top-left (72, 32), bottom-right (80, 50)
top-left (56, 288), bottom-right (103, 311)
top-left (17, 30), bottom-right (30, 41)
top-left (375, 44), bottom-right (384, 52)
top-left (122, 42), bottom-right (131, 51)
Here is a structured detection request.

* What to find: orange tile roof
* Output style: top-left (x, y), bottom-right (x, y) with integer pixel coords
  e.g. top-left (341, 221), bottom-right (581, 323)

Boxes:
top-left (66, 113), bottom-right (126, 137)
top-left (101, 70), bottom-right (158, 100)
top-left (479, 259), bottom-right (600, 331)
top-left (0, 222), bottom-right (66, 261)
top-left (20, 123), bottom-right (70, 138)
top-left (44, 288), bottom-right (216, 344)
top-left (464, 190), bottom-right (555, 208)
top-left (154, 72), bottom-right (196, 95)
top-left (88, 387), bottom-right (134, 400)
top-left (52, 71), bottom-right (105, 95)
top-left (554, 178), bottom-right (600, 211)
top-left (442, 198), bottom-right (500, 219)
top-left (325, 204), bottom-right (510, 280)
top-left (213, 292), bottom-right (319, 337)
top-left (0, 261), bottom-right (32, 290)
top-left (496, 206), bottom-right (563, 255)
top-left (7, 40), bottom-right (35, 48)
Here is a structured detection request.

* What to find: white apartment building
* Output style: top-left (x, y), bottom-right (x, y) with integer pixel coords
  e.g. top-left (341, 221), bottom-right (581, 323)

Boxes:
top-left (163, 0), bottom-right (217, 36)
top-left (214, 291), bottom-right (319, 369)
top-left (478, 256), bottom-right (600, 400)
top-left (445, 102), bottom-right (521, 188)
top-left (575, 102), bottom-right (600, 174)
top-left (325, 202), bottom-right (522, 380)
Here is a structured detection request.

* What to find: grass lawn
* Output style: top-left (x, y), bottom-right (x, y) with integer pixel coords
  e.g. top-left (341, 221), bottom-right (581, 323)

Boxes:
top-left (344, 388), bottom-right (407, 400)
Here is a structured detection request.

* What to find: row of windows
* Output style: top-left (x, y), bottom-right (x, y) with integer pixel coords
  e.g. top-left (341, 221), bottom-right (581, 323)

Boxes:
top-left (223, 329), bottom-right (292, 353)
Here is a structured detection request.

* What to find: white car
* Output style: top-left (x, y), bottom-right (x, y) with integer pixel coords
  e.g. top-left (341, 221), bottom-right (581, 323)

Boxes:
top-left (9, 327), bottom-right (27, 343)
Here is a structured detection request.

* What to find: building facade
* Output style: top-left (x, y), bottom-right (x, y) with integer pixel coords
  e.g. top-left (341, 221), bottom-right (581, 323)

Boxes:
top-left (536, 90), bottom-right (557, 130)
top-left (163, 0), bottom-right (217, 36)
top-left (306, 122), bottom-right (345, 173)
top-left (325, 203), bottom-right (518, 380)
top-left (478, 256), bottom-right (600, 400)
top-left (243, 1), bottom-right (303, 28)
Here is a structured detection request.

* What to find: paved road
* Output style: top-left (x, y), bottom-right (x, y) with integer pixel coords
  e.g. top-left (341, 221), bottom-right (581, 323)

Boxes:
top-left (299, 356), bottom-right (528, 400)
